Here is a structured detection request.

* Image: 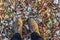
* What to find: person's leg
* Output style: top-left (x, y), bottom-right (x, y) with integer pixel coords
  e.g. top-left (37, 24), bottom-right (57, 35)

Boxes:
top-left (11, 33), bottom-right (22, 40)
top-left (31, 32), bottom-right (44, 40)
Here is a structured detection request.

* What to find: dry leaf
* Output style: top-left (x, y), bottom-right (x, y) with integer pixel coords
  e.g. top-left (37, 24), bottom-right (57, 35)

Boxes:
top-left (18, 17), bottom-right (23, 37)
top-left (43, 33), bottom-right (48, 40)
top-left (0, 0), bottom-right (2, 3)
top-left (0, 14), bottom-right (2, 19)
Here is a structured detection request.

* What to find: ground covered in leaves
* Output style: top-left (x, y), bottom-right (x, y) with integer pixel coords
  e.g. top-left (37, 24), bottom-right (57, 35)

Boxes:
top-left (0, 0), bottom-right (60, 40)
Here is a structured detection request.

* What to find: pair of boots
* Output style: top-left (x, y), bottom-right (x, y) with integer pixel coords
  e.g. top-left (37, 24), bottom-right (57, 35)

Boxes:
top-left (11, 32), bottom-right (43, 40)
